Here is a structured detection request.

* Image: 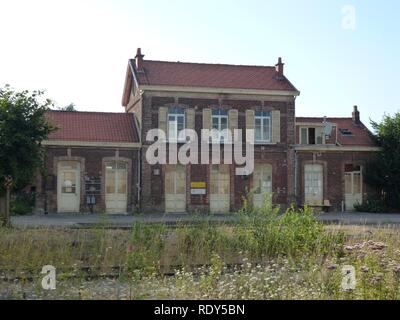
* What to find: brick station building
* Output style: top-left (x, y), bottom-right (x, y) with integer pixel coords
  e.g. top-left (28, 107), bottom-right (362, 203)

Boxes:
top-left (35, 48), bottom-right (380, 214)
top-left (36, 111), bottom-right (140, 214)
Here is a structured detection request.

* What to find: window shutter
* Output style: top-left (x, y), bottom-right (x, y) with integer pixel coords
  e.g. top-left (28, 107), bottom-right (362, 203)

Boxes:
top-left (203, 108), bottom-right (212, 130)
top-left (246, 110), bottom-right (255, 129)
top-left (186, 108), bottom-right (195, 130)
top-left (316, 127), bottom-right (324, 144)
top-left (271, 110), bottom-right (281, 143)
top-left (245, 110), bottom-right (255, 142)
top-left (229, 109), bottom-right (238, 141)
top-left (158, 107), bottom-right (168, 137)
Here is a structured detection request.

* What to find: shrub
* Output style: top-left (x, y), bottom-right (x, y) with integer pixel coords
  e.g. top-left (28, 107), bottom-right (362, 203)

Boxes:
top-left (354, 200), bottom-right (388, 213)
top-left (11, 192), bottom-right (36, 215)
top-left (236, 193), bottom-right (344, 259)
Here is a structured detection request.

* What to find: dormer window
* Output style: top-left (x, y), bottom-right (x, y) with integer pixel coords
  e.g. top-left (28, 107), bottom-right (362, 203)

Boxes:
top-left (167, 107), bottom-right (185, 142)
top-left (300, 127), bottom-right (324, 145)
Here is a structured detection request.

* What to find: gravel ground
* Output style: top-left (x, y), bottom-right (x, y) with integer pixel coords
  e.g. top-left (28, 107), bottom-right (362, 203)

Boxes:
top-left (11, 213), bottom-right (236, 229)
top-left (11, 212), bottom-right (400, 229)
top-left (0, 279), bottom-right (135, 300)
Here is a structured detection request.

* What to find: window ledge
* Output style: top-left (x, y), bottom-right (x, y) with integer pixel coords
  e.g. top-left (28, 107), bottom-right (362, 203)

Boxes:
top-left (166, 140), bottom-right (189, 144)
top-left (207, 141), bottom-right (235, 145)
top-left (200, 141), bottom-right (279, 145)
top-left (254, 142), bottom-right (277, 145)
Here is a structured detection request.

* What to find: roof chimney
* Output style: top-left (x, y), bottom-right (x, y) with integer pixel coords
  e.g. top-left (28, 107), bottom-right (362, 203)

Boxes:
top-left (135, 48), bottom-right (145, 71)
top-left (352, 105), bottom-right (360, 125)
top-left (275, 57), bottom-right (284, 79)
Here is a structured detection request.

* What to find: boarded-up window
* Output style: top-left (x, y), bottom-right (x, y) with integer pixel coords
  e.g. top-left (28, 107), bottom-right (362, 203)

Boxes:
top-left (165, 165), bottom-right (186, 195)
top-left (210, 165), bottom-right (230, 195)
top-left (253, 164), bottom-right (272, 194)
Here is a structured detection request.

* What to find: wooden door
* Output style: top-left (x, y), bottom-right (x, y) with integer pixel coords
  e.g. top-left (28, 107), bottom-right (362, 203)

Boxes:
top-left (304, 164), bottom-right (323, 206)
top-left (105, 161), bottom-right (128, 214)
top-left (165, 164), bottom-right (186, 213)
top-left (57, 161), bottom-right (80, 212)
top-left (210, 164), bottom-right (230, 213)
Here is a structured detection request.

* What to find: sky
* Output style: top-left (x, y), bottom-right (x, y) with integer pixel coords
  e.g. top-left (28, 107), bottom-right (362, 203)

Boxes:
top-left (1, 0), bottom-right (399, 128)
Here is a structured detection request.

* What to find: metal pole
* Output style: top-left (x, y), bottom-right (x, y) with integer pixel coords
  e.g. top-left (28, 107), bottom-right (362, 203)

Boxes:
top-left (5, 186), bottom-right (10, 227)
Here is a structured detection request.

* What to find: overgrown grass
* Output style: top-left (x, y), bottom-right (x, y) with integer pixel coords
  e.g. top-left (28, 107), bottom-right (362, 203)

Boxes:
top-left (2, 198), bottom-right (400, 299)
top-left (236, 196), bottom-right (344, 260)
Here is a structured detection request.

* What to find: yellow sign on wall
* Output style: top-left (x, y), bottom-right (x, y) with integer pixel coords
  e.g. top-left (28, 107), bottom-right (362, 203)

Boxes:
top-left (191, 182), bottom-right (206, 189)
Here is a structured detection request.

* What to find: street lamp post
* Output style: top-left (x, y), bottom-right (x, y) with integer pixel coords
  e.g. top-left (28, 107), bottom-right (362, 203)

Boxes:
top-left (4, 176), bottom-right (13, 228)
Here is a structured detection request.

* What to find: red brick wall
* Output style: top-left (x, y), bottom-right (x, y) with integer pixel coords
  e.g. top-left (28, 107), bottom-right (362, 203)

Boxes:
top-left (37, 147), bottom-right (139, 213)
top-left (140, 93), bottom-right (295, 213)
top-left (296, 151), bottom-right (377, 211)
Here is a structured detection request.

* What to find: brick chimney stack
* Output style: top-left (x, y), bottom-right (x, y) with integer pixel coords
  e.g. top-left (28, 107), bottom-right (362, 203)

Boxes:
top-left (275, 57), bottom-right (284, 79)
top-left (352, 105), bottom-right (360, 125)
top-left (135, 48), bottom-right (145, 71)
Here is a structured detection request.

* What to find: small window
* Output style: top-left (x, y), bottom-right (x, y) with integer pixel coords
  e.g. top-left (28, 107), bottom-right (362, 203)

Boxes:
top-left (254, 111), bottom-right (271, 143)
top-left (59, 161), bottom-right (79, 170)
top-left (167, 107), bottom-right (185, 142)
top-left (61, 172), bottom-right (77, 194)
top-left (339, 128), bottom-right (353, 136)
top-left (253, 164), bottom-right (272, 194)
top-left (345, 164), bottom-right (361, 172)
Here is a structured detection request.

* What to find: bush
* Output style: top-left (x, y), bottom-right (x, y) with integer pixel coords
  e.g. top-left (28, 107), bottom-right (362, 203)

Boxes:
top-left (11, 192), bottom-right (36, 215)
top-left (354, 200), bottom-right (388, 213)
top-left (236, 193), bottom-right (344, 259)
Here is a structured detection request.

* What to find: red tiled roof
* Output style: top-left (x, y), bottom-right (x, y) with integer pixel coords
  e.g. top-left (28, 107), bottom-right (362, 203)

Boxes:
top-left (296, 117), bottom-right (376, 147)
top-left (133, 60), bottom-right (299, 92)
top-left (46, 111), bottom-right (139, 143)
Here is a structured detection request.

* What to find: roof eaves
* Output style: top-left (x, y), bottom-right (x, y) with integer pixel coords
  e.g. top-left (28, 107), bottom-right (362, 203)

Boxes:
top-left (139, 84), bottom-right (300, 96)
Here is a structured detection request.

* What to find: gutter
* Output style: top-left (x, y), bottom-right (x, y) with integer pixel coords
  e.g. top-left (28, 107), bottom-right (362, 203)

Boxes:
top-left (133, 114), bottom-right (142, 211)
top-left (293, 145), bottom-right (382, 152)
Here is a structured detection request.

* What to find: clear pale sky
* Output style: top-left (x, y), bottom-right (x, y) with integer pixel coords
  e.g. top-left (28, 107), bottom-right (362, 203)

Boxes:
top-left (1, 0), bottom-right (399, 127)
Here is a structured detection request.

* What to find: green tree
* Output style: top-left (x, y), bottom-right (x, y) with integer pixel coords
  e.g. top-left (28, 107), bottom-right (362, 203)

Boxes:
top-left (0, 85), bottom-right (55, 192)
top-left (59, 103), bottom-right (77, 112)
top-left (366, 112), bottom-right (400, 209)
